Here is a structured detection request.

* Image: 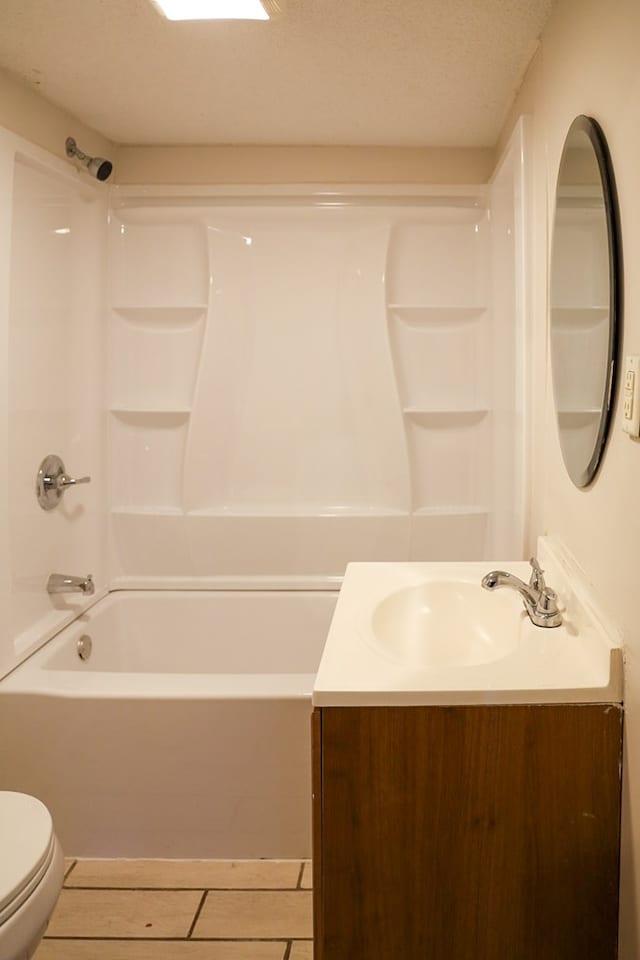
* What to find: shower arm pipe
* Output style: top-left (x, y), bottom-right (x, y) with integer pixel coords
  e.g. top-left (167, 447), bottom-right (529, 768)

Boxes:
top-left (65, 137), bottom-right (113, 182)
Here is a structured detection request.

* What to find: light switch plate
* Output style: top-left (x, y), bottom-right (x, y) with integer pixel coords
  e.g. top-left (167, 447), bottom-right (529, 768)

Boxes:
top-left (622, 355), bottom-right (640, 437)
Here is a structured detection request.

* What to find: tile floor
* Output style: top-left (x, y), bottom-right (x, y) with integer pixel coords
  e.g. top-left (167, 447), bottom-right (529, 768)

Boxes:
top-left (35, 859), bottom-right (313, 959)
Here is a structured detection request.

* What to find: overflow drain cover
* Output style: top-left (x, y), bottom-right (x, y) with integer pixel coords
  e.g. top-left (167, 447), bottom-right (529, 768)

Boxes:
top-left (77, 635), bottom-right (92, 661)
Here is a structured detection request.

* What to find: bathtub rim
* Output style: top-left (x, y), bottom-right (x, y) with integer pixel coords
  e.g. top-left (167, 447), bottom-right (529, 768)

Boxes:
top-left (7, 576), bottom-right (343, 681)
top-left (0, 586), bottom-right (338, 700)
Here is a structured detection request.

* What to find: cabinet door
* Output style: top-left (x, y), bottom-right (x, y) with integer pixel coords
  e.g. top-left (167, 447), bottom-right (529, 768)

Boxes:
top-left (315, 705), bottom-right (622, 960)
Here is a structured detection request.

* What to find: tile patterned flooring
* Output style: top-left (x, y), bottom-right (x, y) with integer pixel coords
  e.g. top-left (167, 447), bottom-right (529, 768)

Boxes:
top-left (35, 859), bottom-right (313, 959)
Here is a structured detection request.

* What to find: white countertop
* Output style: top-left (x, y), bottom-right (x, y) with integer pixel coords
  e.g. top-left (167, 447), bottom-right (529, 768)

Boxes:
top-left (313, 554), bottom-right (623, 707)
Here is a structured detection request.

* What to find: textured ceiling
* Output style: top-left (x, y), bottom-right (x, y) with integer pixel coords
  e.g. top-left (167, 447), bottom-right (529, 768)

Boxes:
top-left (0, 0), bottom-right (554, 146)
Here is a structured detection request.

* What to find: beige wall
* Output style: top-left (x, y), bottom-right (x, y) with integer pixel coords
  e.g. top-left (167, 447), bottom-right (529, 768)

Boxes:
top-left (500, 0), bottom-right (640, 954)
top-left (114, 144), bottom-right (494, 184)
top-left (0, 67), bottom-right (115, 165)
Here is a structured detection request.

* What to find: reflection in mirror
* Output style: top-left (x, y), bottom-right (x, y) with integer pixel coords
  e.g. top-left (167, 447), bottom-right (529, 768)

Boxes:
top-left (550, 115), bottom-right (621, 488)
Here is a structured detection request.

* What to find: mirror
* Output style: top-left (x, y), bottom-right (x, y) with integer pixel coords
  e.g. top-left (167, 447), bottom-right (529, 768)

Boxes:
top-left (550, 115), bottom-right (621, 488)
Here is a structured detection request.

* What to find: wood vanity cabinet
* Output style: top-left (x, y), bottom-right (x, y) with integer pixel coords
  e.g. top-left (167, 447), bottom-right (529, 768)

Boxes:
top-left (312, 704), bottom-right (623, 960)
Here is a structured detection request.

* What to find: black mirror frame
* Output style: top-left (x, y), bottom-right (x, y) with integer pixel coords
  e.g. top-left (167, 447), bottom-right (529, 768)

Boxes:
top-left (551, 114), bottom-right (622, 489)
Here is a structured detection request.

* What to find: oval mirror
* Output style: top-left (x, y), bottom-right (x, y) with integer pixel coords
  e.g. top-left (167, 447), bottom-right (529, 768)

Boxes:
top-left (550, 115), bottom-right (621, 488)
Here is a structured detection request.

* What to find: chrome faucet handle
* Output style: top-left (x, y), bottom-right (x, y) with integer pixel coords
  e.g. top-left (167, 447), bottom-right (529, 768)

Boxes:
top-left (36, 454), bottom-right (91, 510)
top-left (532, 587), bottom-right (562, 627)
top-left (58, 473), bottom-right (91, 488)
top-left (536, 587), bottom-right (557, 612)
top-left (528, 557), bottom-right (546, 592)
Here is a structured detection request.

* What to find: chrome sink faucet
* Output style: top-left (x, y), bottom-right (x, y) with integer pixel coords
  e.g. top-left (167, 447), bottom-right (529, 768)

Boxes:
top-left (47, 573), bottom-right (95, 596)
top-left (481, 558), bottom-right (562, 628)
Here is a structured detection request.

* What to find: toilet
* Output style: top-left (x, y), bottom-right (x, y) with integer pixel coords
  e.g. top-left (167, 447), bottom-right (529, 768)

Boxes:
top-left (0, 792), bottom-right (64, 960)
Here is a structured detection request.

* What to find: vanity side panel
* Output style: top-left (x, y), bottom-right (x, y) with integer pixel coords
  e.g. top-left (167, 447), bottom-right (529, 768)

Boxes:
top-left (317, 704), bottom-right (622, 960)
top-left (311, 708), bottom-right (324, 960)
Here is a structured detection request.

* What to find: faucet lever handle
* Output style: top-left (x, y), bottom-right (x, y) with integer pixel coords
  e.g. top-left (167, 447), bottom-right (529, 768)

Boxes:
top-left (528, 556), bottom-right (546, 591)
top-left (58, 473), bottom-right (91, 488)
top-left (536, 587), bottom-right (558, 613)
top-left (37, 454), bottom-right (91, 510)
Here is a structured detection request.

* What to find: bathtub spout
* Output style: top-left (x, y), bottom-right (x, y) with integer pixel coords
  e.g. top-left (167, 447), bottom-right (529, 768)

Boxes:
top-left (47, 573), bottom-right (94, 595)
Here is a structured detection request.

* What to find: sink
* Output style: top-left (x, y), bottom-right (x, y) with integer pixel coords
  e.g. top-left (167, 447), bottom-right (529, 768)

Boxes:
top-left (370, 580), bottom-right (519, 669)
top-left (313, 547), bottom-right (623, 707)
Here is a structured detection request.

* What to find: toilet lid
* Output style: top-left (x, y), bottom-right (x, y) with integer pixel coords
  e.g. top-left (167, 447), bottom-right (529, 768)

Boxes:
top-left (0, 793), bottom-right (55, 914)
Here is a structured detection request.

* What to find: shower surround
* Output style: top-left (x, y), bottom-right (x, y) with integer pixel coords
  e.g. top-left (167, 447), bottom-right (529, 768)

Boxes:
top-left (109, 178), bottom-right (527, 588)
top-left (0, 120), bottom-right (530, 857)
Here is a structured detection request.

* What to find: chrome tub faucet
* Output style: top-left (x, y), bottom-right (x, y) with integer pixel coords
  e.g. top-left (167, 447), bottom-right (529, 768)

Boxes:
top-left (47, 573), bottom-right (95, 596)
top-left (481, 557), bottom-right (562, 628)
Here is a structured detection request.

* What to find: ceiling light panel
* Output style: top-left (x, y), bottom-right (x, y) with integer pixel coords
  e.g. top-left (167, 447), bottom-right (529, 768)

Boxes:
top-left (151, 0), bottom-right (269, 20)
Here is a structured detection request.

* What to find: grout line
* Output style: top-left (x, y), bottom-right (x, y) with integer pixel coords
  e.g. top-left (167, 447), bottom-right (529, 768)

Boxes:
top-left (283, 941), bottom-right (293, 960)
top-left (44, 936), bottom-right (313, 942)
top-left (296, 863), bottom-right (305, 890)
top-left (187, 890), bottom-right (208, 939)
top-left (62, 885), bottom-right (310, 892)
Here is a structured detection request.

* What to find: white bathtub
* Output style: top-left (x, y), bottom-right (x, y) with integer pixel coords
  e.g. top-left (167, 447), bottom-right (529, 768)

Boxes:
top-left (0, 590), bottom-right (337, 858)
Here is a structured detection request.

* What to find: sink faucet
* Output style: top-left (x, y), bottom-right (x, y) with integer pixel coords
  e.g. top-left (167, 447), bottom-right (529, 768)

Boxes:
top-left (47, 573), bottom-right (95, 595)
top-left (481, 558), bottom-right (562, 628)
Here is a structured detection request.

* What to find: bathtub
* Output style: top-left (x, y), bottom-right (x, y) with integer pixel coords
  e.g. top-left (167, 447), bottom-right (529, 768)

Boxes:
top-left (0, 589), bottom-right (338, 858)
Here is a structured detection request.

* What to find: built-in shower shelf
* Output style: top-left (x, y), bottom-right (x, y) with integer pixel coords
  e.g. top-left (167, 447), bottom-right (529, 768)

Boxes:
top-left (388, 305), bottom-right (487, 324)
top-left (557, 409), bottom-right (602, 424)
top-left (110, 409), bottom-right (190, 422)
top-left (413, 505), bottom-right (490, 517)
top-left (112, 306), bottom-right (207, 326)
top-left (109, 406), bottom-right (192, 416)
top-left (557, 407), bottom-right (601, 414)
top-left (551, 306), bottom-right (608, 328)
top-left (404, 409), bottom-right (489, 424)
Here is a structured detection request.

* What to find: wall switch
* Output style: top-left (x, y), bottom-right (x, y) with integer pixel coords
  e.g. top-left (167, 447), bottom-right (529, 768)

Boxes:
top-left (623, 355), bottom-right (640, 437)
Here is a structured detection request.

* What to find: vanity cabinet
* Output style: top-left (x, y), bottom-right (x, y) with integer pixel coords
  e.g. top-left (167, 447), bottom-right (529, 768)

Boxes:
top-left (312, 703), bottom-right (622, 960)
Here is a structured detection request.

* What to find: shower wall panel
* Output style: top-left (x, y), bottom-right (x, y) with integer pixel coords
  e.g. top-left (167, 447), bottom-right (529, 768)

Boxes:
top-left (0, 136), bottom-right (108, 677)
top-left (108, 183), bottom-right (526, 586)
top-left (185, 216), bottom-right (406, 513)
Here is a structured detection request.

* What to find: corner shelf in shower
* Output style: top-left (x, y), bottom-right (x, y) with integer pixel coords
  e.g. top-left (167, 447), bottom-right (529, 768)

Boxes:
top-left (109, 407), bottom-right (192, 416)
top-left (404, 407), bottom-right (492, 517)
top-left (557, 409), bottom-right (602, 425)
top-left (387, 305), bottom-right (487, 325)
top-left (551, 306), bottom-right (608, 328)
top-left (413, 505), bottom-right (490, 516)
top-left (108, 310), bottom-right (205, 413)
top-left (112, 305), bottom-right (208, 328)
top-left (109, 410), bottom-right (190, 513)
top-left (403, 408), bottom-right (489, 420)
top-left (388, 292), bottom-right (493, 529)
top-left (389, 312), bottom-right (491, 413)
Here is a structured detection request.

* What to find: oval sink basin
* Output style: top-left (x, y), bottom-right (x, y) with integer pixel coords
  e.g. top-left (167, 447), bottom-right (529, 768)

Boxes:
top-left (370, 580), bottom-right (520, 669)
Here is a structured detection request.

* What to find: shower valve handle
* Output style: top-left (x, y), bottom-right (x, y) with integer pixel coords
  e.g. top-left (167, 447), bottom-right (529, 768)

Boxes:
top-left (36, 454), bottom-right (91, 510)
top-left (58, 473), bottom-right (91, 488)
